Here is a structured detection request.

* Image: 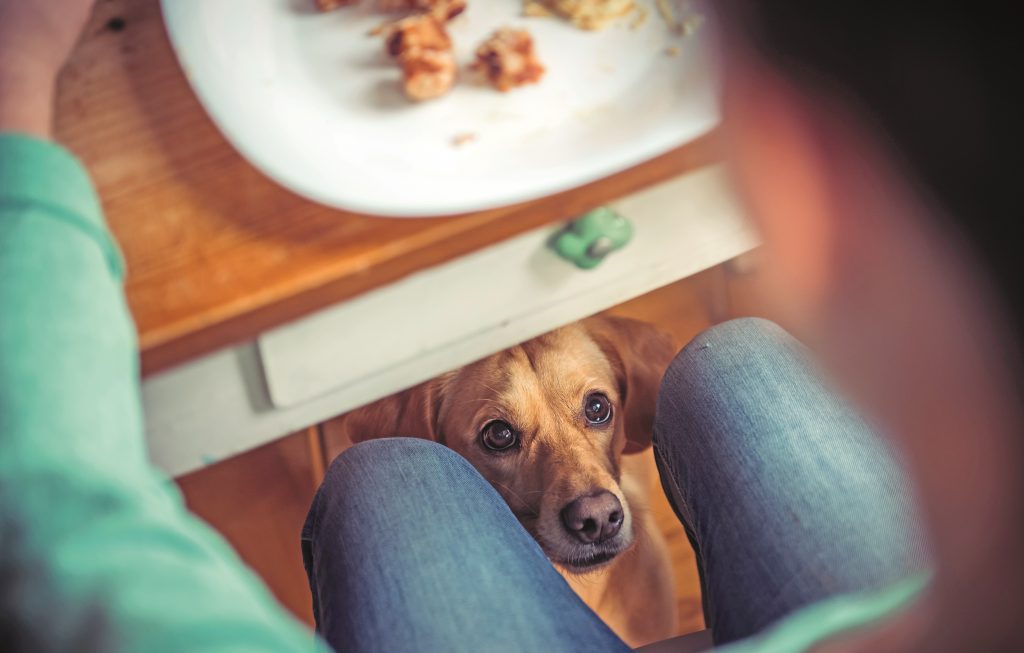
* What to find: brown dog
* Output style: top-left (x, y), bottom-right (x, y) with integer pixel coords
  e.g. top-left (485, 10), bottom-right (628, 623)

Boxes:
top-left (330, 315), bottom-right (679, 647)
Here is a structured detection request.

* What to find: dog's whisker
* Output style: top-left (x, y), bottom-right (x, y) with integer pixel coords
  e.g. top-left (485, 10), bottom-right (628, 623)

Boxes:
top-left (473, 381), bottom-right (506, 398)
top-left (491, 483), bottom-right (540, 513)
top-left (490, 480), bottom-right (541, 517)
top-left (449, 397), bottom-right (501, 406)
top-left (509, 488), bottom-right (545, 497)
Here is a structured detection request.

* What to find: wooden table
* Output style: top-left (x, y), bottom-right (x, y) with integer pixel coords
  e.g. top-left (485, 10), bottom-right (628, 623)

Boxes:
top-left (54, 0), bottom-right (724, 377)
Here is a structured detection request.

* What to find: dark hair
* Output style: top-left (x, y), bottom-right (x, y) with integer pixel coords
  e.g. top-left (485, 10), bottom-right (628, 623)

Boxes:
top-left (716, 3), bottom-right (1023, 343)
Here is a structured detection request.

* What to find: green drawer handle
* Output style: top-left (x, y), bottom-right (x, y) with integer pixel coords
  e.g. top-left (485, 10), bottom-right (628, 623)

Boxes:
top-left (551, 207), bottom-right (633, 269)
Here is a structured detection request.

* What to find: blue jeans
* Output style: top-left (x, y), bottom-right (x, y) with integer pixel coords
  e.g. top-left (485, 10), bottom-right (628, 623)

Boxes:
top-left (301, 319), bottom-right (925, 652)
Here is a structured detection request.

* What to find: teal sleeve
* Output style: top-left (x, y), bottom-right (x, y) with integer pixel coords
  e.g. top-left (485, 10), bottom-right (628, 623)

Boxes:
top-left (719, 574), bottom-right (928, 653)
top-left (0, 134), bottom-right (325, 653)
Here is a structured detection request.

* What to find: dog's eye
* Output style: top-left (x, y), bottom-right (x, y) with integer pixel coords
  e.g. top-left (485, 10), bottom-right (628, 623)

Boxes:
top-left (480, 420), bottom-right (518, 451)
top-left (584, 392), bottom-right (613, 425)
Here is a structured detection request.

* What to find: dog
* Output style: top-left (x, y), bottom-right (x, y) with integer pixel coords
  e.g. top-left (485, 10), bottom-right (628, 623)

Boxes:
top-left (329, 315), bottom-right (678, 647)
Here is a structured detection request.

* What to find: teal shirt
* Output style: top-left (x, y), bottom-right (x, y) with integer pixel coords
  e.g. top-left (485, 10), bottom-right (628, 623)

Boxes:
top-left (0, 134), bottom-right (323, 652)
top-left (0, 133), bottom-right (924, 652)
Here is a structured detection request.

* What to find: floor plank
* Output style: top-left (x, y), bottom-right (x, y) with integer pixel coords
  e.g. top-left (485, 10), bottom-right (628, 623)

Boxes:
top-left (177, 429), bottom-right (318, 625)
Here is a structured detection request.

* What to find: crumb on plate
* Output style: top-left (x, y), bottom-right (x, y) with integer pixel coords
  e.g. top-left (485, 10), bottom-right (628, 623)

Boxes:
top-left (655, 0), bottom-right (678, 32)
top-left (665, 45), bottom-right (680, 57)
top-left (654, 0), bottom-right (704, 36)
top-left (472, 28), bottom-right (545, 92)
top-left (452, 132), bottom-right (477, 146)
top-left (629, 5), bottom-right (649, 30)
top-left (681, 13), bottom-right (704, 36)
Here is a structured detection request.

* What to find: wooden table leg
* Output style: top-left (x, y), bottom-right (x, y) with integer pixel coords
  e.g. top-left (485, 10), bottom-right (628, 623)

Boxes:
top-left (306, 424), bottom-right (329, 488)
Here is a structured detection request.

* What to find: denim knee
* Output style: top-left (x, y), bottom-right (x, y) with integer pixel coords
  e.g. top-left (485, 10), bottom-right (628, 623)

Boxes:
top-left (672, 318), bottom-right (790, 377)
top-left (653, 317), bottom-right (794, 456)
top-left (319, 437), bottom-right (466, 497)
top-left (304, 437), bottom-right (481, 542)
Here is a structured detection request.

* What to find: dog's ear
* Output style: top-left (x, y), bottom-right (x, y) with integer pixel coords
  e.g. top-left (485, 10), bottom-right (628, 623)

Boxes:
top-left (584, 315), bottom-right (677, 454)
top-left (344, 380), bottom-right (446, 445)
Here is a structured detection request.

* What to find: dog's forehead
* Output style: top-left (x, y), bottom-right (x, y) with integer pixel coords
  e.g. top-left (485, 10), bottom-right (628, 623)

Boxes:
top-left (442, 324), bottom-right (619, 426)
top-left (514, 324), bottom-right (609, 377)
top-left (496, 326), bottom-right (618, 409)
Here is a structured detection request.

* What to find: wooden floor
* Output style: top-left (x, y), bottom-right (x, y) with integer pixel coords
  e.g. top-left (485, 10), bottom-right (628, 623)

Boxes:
top-left (176, 261), bottom-right (763, 640)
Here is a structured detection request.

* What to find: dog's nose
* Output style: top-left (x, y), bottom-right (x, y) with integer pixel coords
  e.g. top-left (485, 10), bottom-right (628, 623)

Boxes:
top-left (560, 490), bottom-right (623, 544)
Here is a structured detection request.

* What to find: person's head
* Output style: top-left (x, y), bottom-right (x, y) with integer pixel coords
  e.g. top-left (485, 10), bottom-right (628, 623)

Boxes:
top-left (716, 3), bottom-right (1019, 354)
top-left (712, 3), bottom-right (1023, 645)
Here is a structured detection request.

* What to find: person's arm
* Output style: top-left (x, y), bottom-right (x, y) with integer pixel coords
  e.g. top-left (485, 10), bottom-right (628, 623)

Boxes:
top-left (0, 3), bottom-right (323, 651)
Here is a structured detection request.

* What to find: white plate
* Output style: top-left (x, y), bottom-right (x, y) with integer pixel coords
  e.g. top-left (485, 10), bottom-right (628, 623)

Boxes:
top-left (160, 0), bottom-right (719, 217)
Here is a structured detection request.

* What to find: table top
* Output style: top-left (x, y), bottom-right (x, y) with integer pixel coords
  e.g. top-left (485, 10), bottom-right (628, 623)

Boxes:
top-left (54, 0), bottom-right (724, 376)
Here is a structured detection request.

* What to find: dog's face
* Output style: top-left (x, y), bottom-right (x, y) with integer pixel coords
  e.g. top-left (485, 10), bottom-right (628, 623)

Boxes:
top-left (437, 324), bottom-right (634, 571)
top-left (347, 315), bottom-right (675, 573)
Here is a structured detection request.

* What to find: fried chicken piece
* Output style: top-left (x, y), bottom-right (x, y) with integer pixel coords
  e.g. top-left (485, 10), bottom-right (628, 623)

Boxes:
top-left (315, 0), bottom-right (357, 11)
top-left (399, 47), bottom-right (457, 100)
top-left (383, 15), bottom-right (456, 100)
top-left (473, 28), bottom-right (545, 92)
top-left (377, 0), bottom-right (466, 21)
top-left (385, 14), bottom-right (452, 57)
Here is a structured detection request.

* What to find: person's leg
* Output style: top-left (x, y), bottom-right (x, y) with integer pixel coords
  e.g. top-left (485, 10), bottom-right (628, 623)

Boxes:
top-left (301, 437), bottom-right (631, 653)
top-left (653, 318), bottom-right (928, 645)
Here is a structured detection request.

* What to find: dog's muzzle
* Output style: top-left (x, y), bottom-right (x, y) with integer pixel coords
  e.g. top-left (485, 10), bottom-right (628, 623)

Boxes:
top-left (560, 489), bottom-right (624, 544)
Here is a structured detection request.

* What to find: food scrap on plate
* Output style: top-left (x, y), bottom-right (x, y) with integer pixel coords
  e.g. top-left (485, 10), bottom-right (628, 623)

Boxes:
top-left (385, 15), bottom-right (457, 100)
top-left (527, 0), bottom-right (636, 31)
top-left (472, 28), bottom-right (545, 92)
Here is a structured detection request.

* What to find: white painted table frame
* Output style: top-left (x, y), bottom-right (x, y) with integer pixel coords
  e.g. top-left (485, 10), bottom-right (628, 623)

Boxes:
top-left (142, 165), bottom-right (758, 477)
